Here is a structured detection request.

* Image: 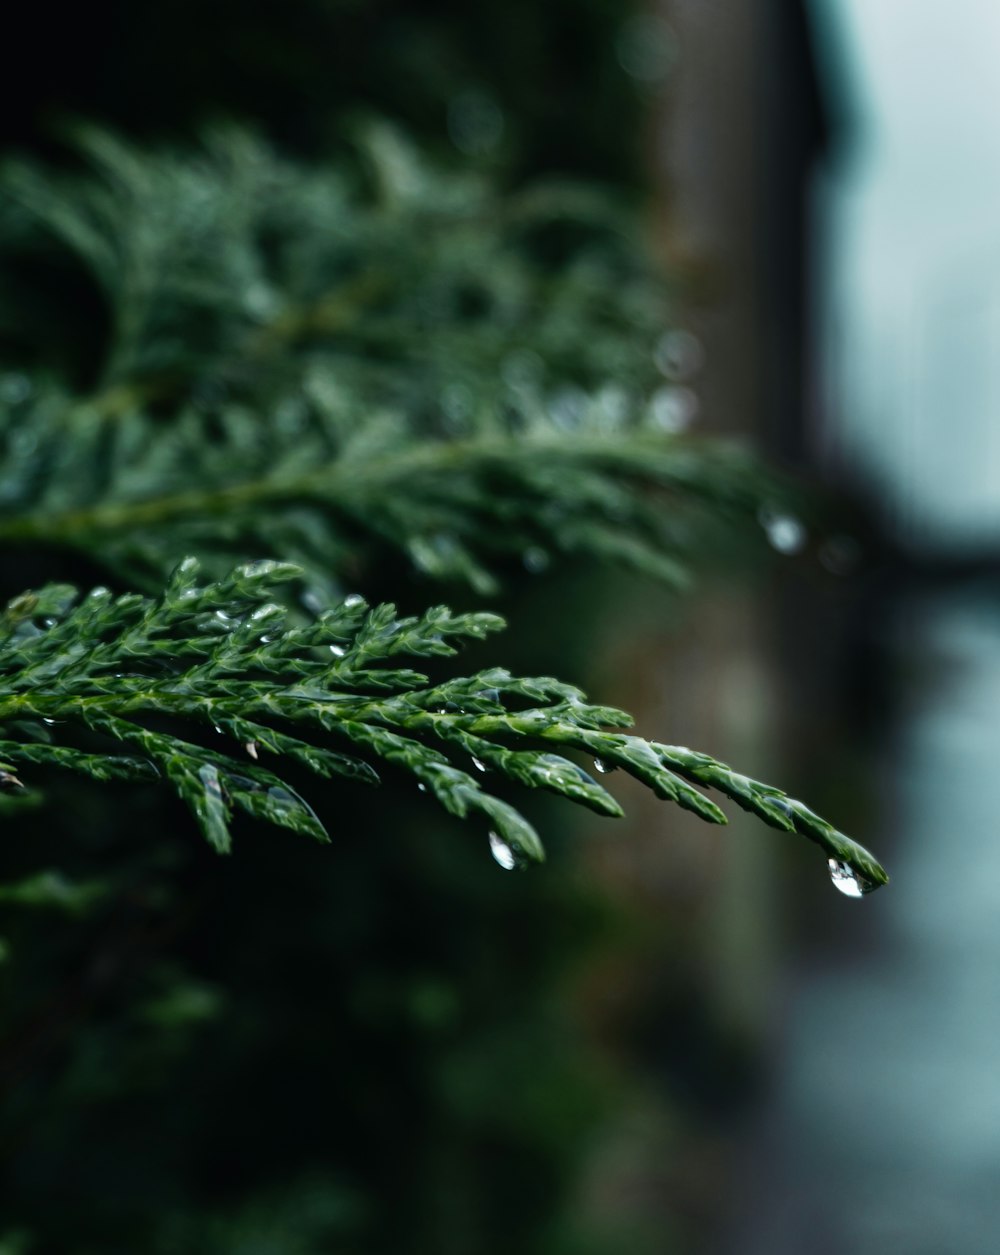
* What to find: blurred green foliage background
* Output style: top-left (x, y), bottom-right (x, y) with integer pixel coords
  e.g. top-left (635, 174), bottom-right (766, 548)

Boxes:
top-left (0, 3), bottom-right (761, 1253)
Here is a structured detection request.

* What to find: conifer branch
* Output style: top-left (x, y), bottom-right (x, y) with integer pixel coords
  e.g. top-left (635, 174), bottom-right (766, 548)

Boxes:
top-left (0, 560), bottom-right (887, 888)
top-left (0, 419), bottom-right (781, 593)
top-left (0, 127), bottom-right (802, 593)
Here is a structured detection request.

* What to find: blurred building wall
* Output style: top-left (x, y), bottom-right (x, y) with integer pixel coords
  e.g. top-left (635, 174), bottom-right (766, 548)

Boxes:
top-left (658, 0), bottom-right (830, 460)
top-left (815, 0), bottom-right (1000, 554)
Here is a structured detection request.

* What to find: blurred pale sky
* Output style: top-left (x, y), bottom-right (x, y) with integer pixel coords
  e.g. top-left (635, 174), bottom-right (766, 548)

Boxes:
top-left (814, 0), bottom-right (1000, 547)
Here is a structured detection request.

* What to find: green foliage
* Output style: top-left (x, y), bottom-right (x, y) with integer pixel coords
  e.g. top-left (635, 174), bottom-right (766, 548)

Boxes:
top-left (0, 128), bottom-right (886, 894)
top-left (0, 557), bottom-right (886, 889)
top-left (0, 128), bottom-right (782, 594)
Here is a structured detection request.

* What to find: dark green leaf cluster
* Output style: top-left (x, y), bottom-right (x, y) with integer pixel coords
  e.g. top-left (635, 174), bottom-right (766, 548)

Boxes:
top-left (0, 128), bottom-right (789, 593)
top-left (0, 559), bottom-right (887, 888)
top-left (1, 124), bottom-right (664, 392)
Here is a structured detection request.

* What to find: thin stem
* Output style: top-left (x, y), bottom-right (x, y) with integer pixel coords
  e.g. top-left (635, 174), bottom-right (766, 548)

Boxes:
top-left (0, 433), bottom-right (757, 547)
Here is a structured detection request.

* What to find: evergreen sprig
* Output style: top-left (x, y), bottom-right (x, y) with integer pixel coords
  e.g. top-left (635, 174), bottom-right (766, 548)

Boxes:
top-left (0, 559), bottom-right (887, 889)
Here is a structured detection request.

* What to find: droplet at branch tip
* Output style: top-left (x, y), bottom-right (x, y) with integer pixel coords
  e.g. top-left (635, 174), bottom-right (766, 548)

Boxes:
top-left (828, 857), bottom-right (882, 899)
top-left (488, 830), bottom-right (523, 871)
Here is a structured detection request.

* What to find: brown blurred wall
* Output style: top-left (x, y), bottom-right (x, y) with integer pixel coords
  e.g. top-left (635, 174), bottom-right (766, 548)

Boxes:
top-left (575, 4), bottom-right (836, 1247)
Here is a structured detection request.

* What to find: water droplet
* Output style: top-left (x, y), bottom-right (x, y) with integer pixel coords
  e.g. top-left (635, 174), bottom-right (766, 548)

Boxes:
top-left (264, 786), bottom-right (321, 832)
top-left (301, 588), bottom-right (328, 616)
top-left (329, 644), bottom-right (346, 657)
top-left (250, 603), bottom-right (280, 622)
top-left (759, 508), bottom-right (807, 555)
top-left (488, 830), bottom-right (521, 871)
top-left (245, 741), bottom-right (259, 760)
top-left (549, 386), bottom-right (587, 430)
top-left (649, 385), bottom-right (698, 432)
top-left (237, 559), bottom-right (284, 579)
top-left (243, 280), bottom-right (278, 319)
top-left (593, 758), bottom-right (617, 774)
top-left (344, 594), bottom-right (365, 608)
top-left (471, 756), bottom-right (487, 773)
top-left (827, 858), bottom-right (877, 898)
top-left (213, 724), bottom-right (224, 735)
top-left (417, 783), bottom-right (427, 793)
top-left (654, 329), bottom-right (704, 381)
top-left (522, 547), bottom-right (550, 574)
top-left (42, 718), bottom-right (56, 726)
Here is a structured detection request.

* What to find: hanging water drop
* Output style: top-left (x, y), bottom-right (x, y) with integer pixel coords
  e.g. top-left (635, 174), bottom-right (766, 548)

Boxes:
top-left (471, 756), bottom-right (487, 773)
top-left (344, 593), bottom-right (365, 608)
top-left (329, 644), bottom-right (346, 657)
top-left (488, 830), bottom-right (521, 871)
top-left (301, 588), bottom-right (328, 616)
top-left (759, 507), bottom-right (807, 555)
top-left (593, 757), bottom-right (617, 774)
top-left (828, 858), bottom-right (876, 898)
top-left (245, 741), bottom-right (259, 760)
top-left (649, 384), bottom-right (698, 432)
top-left (653, 328), bottom-right (704, 381)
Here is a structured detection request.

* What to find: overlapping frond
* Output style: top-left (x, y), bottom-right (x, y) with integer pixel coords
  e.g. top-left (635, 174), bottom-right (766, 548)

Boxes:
top-left (0, 127), bottom-right (795, 593)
